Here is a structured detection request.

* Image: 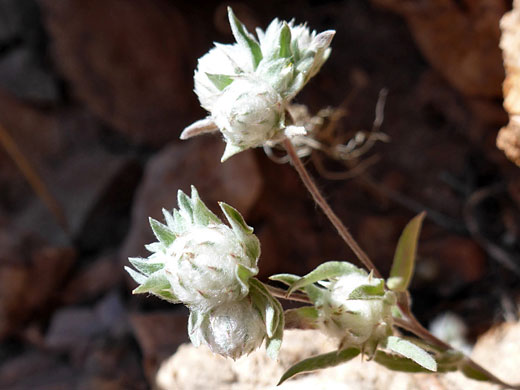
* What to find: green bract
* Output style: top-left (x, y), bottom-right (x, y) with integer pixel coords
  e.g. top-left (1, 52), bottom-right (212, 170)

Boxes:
top-left (125, 186), bottom-right (260, 312)
top-left (182, 7), bottom-right (335, 161)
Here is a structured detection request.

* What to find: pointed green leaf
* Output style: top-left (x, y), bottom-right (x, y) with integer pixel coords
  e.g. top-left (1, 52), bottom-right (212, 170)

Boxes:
top-left (132, 271), bottom-right (169, 294)
top-left (235, 263), bottom-right (258, 295)
top-left (173, 209), bottom-right (188, 233)
top-left (162, 208), bottom-right (176, 230)
top-left (269, 273), bottom-right (301, 286)
top-left (383, 336), bottom-right (437, 372)
top-left (279, 22), bottom-right (292, 58)
top-left (374, 350), bottom-right (431, 373)
top-left (227, 7), bottom-right (262, 69)
top-left (190, 186), bottom-right (221, 226)
top-left (129, 257), bottom-right (164, 276)
top-left (131, 271), bottom-right (179, 303)
top-left (144, 242), bottom-right (164, 253)
top-left (288, 261), bottom-right (366, 296)
top-left (205, 73), bottom-right (234, 91)
top-left (387, 212), bottom-right (426, 292)
top-left (266, 309), bottom-right (284, 360)
top-left (219, 202), bottom-right (260, 262)
top-left (248, 279), bottom-right (284, 359)
top-left (348, 278), bottom-right (385, 299)
top-left (249, 278), bottom-right (279, 336)
top-left (219, 202), bottom-right (252, 233)
top-left (278, 348), bottom-right (360, 385)
top-left (177, 190), bottom-right (194, 223)
top-left (125, 266), bottom-right (147, 285)
top-left (284, 307), bottom-right (319, 329)
top-left (149, 218), bottom-right (175, 246)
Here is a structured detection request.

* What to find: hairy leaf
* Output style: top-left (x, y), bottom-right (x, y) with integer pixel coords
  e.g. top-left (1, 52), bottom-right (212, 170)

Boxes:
top-left (227, 7), bottom-right (262, 69)
top-left (149, 218), bottom-right (176, 246)
top-left (128, 257), bottom-right (164, 276)
top-left (383, 336), bottom-right (437, 372)
top-left (288, 261), bottom-right (365, 296)
top-left (278, 348), bottom-right (360, 385)
top-left (387, 212), bottom-right (426, 292)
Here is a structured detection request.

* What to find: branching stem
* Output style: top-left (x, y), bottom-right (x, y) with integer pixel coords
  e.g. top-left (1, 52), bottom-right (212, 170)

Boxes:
top-left (282, 137), bottom-right (519, 389)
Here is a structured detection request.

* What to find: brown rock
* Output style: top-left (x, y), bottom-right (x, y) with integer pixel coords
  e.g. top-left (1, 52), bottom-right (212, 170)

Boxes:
top-left (61, 254), bottom-right (122, 304)
top-left (40, 0), bottom-right (197, 145)
top-left (497, 0), bottom-right (520, 166)
top-left (372, 0), bottom-right (506, 98)
top-left (156, 322), bottom-right (520, 390)
top-left (130, 311), bottom-right (189, 381)
top-left (0, 244), bottom-right (75, 339)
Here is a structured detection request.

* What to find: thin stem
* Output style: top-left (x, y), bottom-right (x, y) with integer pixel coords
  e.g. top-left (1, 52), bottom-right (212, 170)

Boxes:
top-left (265, 284), bottom-right (311, 304)
top-left (283, 138), bottom-right (381, 278)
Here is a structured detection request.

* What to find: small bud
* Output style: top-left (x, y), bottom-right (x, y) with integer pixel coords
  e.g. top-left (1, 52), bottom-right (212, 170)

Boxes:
top-left (317, 271), bottom-right (394, 349)
top-left (190, 298), bottom-right (266, 360)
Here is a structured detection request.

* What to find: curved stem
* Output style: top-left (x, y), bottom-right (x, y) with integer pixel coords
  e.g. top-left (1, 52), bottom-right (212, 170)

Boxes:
top-left (283, 138), bottom-right (381, 278)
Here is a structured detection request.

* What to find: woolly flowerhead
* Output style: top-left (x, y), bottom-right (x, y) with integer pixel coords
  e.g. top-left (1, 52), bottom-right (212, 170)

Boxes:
top-left (182, 7), bottom-right (335, 161)
top-left (317, 268), bottom-right (395, 350)
top-left (125, 186), bottom-right (260, 312)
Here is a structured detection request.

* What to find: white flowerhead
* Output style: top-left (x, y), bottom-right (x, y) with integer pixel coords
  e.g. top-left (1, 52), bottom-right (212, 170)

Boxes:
top-left (125, 186), bottom-right (260, 313)
top-left (189, 298), bottom-right (266, 360)
top-left (317, 270), bottom-right (395, 349)
top-left (163, 224), bottom-right (256, 311)
top-left (182, 7), bottom-right (335, 161)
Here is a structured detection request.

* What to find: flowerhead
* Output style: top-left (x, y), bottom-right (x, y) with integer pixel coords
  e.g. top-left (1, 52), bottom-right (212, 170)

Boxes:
top-left (182, 7), bottom-right (335, 161)
top-left (125, 186), bottom-right (260, 312)
top-left (313, 265), bottom-right (395, 351)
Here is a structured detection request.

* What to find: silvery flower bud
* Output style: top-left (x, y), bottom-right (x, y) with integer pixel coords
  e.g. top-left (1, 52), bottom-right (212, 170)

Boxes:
top-left (163, 223), bottom-right (256, 311)
top-left (190, 298), bottom-right (266, 360)
top-left (317, 272), bottom-right (394, 348)
top-left (212, 77), bottom-right (285, 160)
top-left (125, 186), bottom-right (260, 312)
top-left (181, 8), bottom-right (335, 160)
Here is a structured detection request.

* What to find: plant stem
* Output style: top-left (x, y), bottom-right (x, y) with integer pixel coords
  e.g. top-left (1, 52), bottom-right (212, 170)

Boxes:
top-left (266, 284), bottom-right (311, 304)
top-left (283, 138), bottom-right (381, 278)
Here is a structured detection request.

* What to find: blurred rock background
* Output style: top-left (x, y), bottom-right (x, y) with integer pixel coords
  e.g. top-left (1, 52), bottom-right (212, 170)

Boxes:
top-left (0, 0), bottom-right (518, 388)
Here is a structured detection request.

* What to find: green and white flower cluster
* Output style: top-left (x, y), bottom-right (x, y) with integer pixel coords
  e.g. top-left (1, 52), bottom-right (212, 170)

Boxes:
top-left (126, 186), bottom-right (283, 360)
top-left (273, 261), bottom-right (395, 355)
top-left (181, 7), bottom-right (335, 161)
